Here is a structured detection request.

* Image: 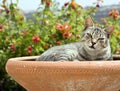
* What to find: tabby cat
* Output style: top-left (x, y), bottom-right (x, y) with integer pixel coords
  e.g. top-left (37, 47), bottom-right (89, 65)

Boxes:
top-left (36, 18), bottom-right (113, 61)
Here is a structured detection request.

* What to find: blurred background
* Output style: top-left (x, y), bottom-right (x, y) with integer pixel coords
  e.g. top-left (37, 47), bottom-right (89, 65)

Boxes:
top-left (0, 0), bottom-right (120, 11)
top-left (1, 0), bottom-right (120, 21)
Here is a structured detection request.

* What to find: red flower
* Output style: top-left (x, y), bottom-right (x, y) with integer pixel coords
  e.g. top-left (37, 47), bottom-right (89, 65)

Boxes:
top-left (109, 9), bottom-right (119, 19)
top-left (109, 12), bottom-right (112, 16)
top-left (64, 2), bottom-right (69, 7)
top-left (96, 4), bottom-right (100, 8)
top-left (63, 32), bottom-right (72, 39)
top-left (27, 46), bottom-right (32, 54)
top-left (10, 45), bottom-right (15, 51)
top-left (113, 14), bottom-right (118, 19)
top-left (6, 10), bottom-right (10, 14)
top-left (28, 46), bottom-right (32, 50)
top-left (71, 5), bottom-right (76, 10)
top-left (71, 0), bottom-right (77, 10)
top-left (46, 1), bottom-right (51, 6)
top-left (32, 36), bottom-right (40, 43)
top-left (0, 25), bottom-right (3, 31)
top-left (56, 23), bottom-right (72, 33)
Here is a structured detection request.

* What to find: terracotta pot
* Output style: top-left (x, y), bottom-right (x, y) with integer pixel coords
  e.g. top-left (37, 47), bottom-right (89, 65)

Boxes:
top-left (6, 55), bottom-right (120, 91)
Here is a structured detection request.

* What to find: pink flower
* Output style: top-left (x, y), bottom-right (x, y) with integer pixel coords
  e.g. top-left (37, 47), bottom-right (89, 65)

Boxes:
top-left (56, 41), bottom-right (61, 45)
top-left (56, 23), bottom-right (72, 33)
top-left (56, 23), bottom-right (64, 32)
top-left (64, 24), bottom-right (72, 31)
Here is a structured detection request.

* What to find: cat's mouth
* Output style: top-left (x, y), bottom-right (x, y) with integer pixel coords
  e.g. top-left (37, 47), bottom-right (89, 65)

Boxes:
top-left (89, 45), bottom-right (95, 49)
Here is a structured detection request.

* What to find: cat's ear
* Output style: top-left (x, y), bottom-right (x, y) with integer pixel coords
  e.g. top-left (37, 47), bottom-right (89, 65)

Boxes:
top-left (105, 25), bottom-right (114, 38)
top-left (84, 17), bottom-right (93, 30)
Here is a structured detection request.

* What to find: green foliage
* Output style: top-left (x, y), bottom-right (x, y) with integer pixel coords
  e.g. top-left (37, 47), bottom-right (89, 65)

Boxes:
top-left (0, 0), bottom-right (120, 90)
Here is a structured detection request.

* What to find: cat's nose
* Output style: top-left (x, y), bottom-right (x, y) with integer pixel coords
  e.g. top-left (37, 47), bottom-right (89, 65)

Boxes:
top-left (91, 39), bottom-right (97, 45)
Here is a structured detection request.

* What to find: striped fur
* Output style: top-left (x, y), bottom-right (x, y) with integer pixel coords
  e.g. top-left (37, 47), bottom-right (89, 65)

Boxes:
top-left (36, 26), bottom-right (113, 61)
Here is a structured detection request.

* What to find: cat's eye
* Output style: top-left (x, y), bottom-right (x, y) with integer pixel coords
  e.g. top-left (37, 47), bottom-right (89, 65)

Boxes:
top-left (98, 38), bottom-right (104, 40)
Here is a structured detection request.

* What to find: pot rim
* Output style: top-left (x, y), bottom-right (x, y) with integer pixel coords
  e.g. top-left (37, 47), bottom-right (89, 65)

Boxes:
top-left (7, 54), bottom-right (120, 61)
top-left (6, 54), bottom-right (120, 73)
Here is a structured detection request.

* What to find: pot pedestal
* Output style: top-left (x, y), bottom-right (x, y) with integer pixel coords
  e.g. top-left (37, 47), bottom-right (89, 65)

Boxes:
top-left (6, 55), bottom-right (120, 91)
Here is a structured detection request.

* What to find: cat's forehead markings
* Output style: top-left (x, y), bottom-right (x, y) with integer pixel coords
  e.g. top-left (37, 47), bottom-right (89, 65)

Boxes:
top-left (86, 27), bottom-right (105, 37)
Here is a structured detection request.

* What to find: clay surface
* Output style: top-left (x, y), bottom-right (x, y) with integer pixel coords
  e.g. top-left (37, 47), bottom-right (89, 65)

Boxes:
top-left (6, 55), bottom-right (120, 91)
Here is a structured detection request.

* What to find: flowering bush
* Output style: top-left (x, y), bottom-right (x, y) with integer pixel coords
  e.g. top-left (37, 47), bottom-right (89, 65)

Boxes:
top-left (0, 0), bottom-right (120, 90)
